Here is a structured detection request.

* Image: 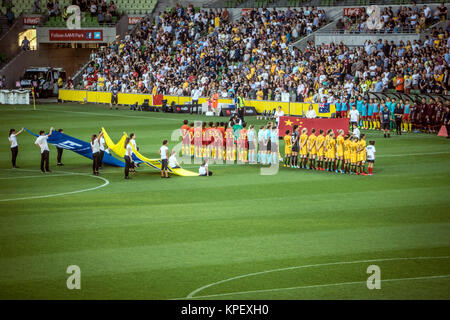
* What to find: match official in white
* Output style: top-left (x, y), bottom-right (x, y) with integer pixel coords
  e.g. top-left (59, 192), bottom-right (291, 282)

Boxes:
top-left (9, 127), bottom-right (24, 168)
top-left (35, 127), bottom-right (53, 173)
top-left (98, 130), bottom-right (106, 169)
top-left (91, 131), bottom-right (103, 176)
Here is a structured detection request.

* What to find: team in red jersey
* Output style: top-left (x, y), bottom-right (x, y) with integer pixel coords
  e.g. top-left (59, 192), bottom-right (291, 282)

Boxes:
top-left (411, 98), bottom-right (446, 134)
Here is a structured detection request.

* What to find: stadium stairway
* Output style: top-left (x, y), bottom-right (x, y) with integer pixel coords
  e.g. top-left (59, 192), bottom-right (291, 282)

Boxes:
top-left (0, 13), bottom-right (26, 73)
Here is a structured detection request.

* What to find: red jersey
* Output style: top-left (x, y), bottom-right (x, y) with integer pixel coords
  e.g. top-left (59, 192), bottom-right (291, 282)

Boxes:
top-left (225, 128), bottom-right (234, 147)
top-left (181, 125), bottom-right (190, 143)
top-left (189, 127), bottom-right (195, 144)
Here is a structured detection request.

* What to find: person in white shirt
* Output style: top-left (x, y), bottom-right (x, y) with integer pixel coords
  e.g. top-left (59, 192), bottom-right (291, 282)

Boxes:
top-left (257, 125), bottom-right (265, 164)
top-left (129, 133), bottom-right (139, 172)
top-left (348, 105), bottom-right (360, 127)
top-left (274, 106), bottom-right (285, 127)
top-left (124, 136), bottom-right (133, 179)
top-left (91, 131), bottom-right (103, 176)
top-left (351, 123), bottom-right (360, 139)
top-left (9, 127), bottom-right (24, 168)
top-left (306, 104), bottom-right (317, 118)
top-left (366, 140), bottom-right (376, 176)
top-left (35, 127), bottom-right (53, 173)
top-left (159, 139), bottom-right (169, 178)
top-left (168, 151), bottom-right (180, 168)
top-left (199, 158), bottom-right (212, 176)
top-left (98, 130), bottom-right (106, 169)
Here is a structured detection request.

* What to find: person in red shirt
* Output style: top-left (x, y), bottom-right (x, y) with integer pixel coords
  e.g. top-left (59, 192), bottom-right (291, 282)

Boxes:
top-left (225, 123), bottom-right (235, 161)
top-left (238, 122), bottom-right (248, 163)
top-left (218, 122), bottom-right (226, 161)
top-left (194, 123), bottom-right (203, 159)
top-left (181, 120), bottom-right (190, 157)
top-left (188, 122), bottom-right (195, 157)
top-left (395, 73), bottom-right (404, 92)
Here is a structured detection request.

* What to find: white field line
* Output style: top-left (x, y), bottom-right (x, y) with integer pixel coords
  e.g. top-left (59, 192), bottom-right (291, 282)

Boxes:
top-left (0, 169), bottom-right (109, 202)
top-left (183, 274), bottom-right (450, 300)
top-left (183, 256), bottom-right (450, 299)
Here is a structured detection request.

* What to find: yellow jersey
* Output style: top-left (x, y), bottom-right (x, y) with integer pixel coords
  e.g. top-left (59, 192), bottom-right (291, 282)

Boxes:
top-left (336, 135), bottom-right (344, 157)
top-left (307, 134), bottom-right (317, 154)
top-left (300, 134), bottom-right (308, 155)
top-left (284, 135), bottom-right (292, 155)
top-left (328, 138), bottom-right (336, 159)
top-left (350, 141), bottom-right (358, 163)
top-left (358, 139), bottom-right (367, 162)
top-left (316, 135), bottom-right (325, 156)
top-left (344, 139), bottom-right (351, 160)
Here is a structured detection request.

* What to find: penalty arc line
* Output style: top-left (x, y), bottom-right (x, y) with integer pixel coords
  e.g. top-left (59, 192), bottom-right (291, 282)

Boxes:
top-left (182, 274), bottom-right (450, 300)
top-left (0, 169), bottom-right (109, 202)
top-left (184, 255), bottom-right (450, 299)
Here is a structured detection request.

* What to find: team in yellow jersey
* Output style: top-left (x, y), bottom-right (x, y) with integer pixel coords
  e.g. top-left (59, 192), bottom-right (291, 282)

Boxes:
top-left (283, 127), bottom-right (372, 175)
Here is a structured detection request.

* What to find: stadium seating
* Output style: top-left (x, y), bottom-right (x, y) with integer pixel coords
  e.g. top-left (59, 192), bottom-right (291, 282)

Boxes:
top-left (5, 0), bottom-right (160, 16)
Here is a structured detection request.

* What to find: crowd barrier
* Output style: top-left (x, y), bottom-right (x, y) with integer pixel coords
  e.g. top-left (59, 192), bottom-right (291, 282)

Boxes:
top-left (58, 89), bottom-right (336, 117)
top-left (0, 90), bottom-right (30, 105)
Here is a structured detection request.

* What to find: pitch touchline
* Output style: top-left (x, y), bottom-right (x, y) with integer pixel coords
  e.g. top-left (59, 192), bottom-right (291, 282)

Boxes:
top-left (0, 169), bottom-right (109, 202)
top-left (184, 256), bottom-right (450, 299)
top-left (183, 274), bottom-right (450, 299)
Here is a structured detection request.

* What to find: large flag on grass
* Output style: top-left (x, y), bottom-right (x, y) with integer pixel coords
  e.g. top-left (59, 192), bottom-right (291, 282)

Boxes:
top-left (25, 128), bottom-right (125, 167)
top-left (278, 116), bottom-right (350, 137)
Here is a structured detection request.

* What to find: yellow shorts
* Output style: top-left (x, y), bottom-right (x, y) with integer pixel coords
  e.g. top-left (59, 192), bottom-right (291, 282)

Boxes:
top-left (285, 148), bottom-right (292, 156)
top-left (344, 152), bottom-right (350, 160)
top-left (359, 153), bottom-right (366, 162)
top-left (317, 150), bottom-right (324, 157)
top-left (300, 147), bottom-right (307, 156)
top-left (337, 148), bottom-right (344, 158)
top-left (351, 155), bottom-right (357, 164)
top-left (309, 149), bottom-right (316, 156)
top-left (329, 150), bottom-right (336, 160)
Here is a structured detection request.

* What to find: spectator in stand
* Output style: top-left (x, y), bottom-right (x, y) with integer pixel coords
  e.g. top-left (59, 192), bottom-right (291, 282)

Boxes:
top-left (6, 8), bottom-right (14, 26)
top-left (437, 2), bottom-right (448, 21)
top-left (98, 10), bottom-right (105, 24)
top-left (34, 0), bottom-right (40, 13)
top-left (21, 37), bottom-right (30, 51)
top-left (90, 1), bottom-right (97, 16)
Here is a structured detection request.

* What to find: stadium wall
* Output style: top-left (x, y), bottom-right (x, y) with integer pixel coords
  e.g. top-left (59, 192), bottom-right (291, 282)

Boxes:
top-left (58, 90), bottom-right (336, 118)
top-left (315, 33), bottom-right (422, 47)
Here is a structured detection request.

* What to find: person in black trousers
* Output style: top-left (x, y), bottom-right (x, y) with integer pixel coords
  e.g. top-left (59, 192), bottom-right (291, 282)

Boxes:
top-left (444, 105), bottom-right (450, 139)
top-left (98, 130), bottom-right (105, 169)
top-left (35, 127), bottom-right (53, 173)
top-left (124, 137), bottom-right (133, 179)
top-left (8, 127), bottom-right (24, 168)
top-left (394, 104), bottom-right (404, 135)
top-left (90, 131), bottom-right (103, 175)
top-left (56, 128), bottom-right (64, 166)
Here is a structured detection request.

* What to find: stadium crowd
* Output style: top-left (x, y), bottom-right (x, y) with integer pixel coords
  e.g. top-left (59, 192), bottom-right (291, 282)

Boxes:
top-left (74, 4), bottom-right (448, 104)
top-left (75, 5), bottom-right (328, 101)
top-left (339, 3), bottom-right (448, 34)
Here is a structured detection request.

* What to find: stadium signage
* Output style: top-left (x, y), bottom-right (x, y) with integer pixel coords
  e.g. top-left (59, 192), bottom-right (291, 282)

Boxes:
top-left (23, 16), bottom-right (41, 25)
top-left (241, 8), bottom-right (252, 16)
top-left (128, 16), bottom-right (144, 24)
top-left (343, 7), bottom-right (365, 16)
top-left (49, 30), bottom-right (103, 41)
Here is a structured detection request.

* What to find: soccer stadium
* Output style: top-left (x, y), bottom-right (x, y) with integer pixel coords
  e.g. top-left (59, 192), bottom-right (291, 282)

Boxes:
top-left (0, 0), bottom-right (449, 306)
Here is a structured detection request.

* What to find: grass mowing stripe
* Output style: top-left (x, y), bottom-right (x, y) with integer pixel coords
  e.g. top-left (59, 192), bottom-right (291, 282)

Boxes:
top-left (185, 256), bottom-right (450, 298)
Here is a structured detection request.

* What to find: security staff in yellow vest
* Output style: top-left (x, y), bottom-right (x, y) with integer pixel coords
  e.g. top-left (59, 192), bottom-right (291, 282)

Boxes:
top-left (237, 94), bottom-right (246, 121)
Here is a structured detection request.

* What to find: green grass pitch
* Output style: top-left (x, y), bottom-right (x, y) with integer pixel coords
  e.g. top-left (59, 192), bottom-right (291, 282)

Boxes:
top-left (0, 103), bottom-right (449, 299)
